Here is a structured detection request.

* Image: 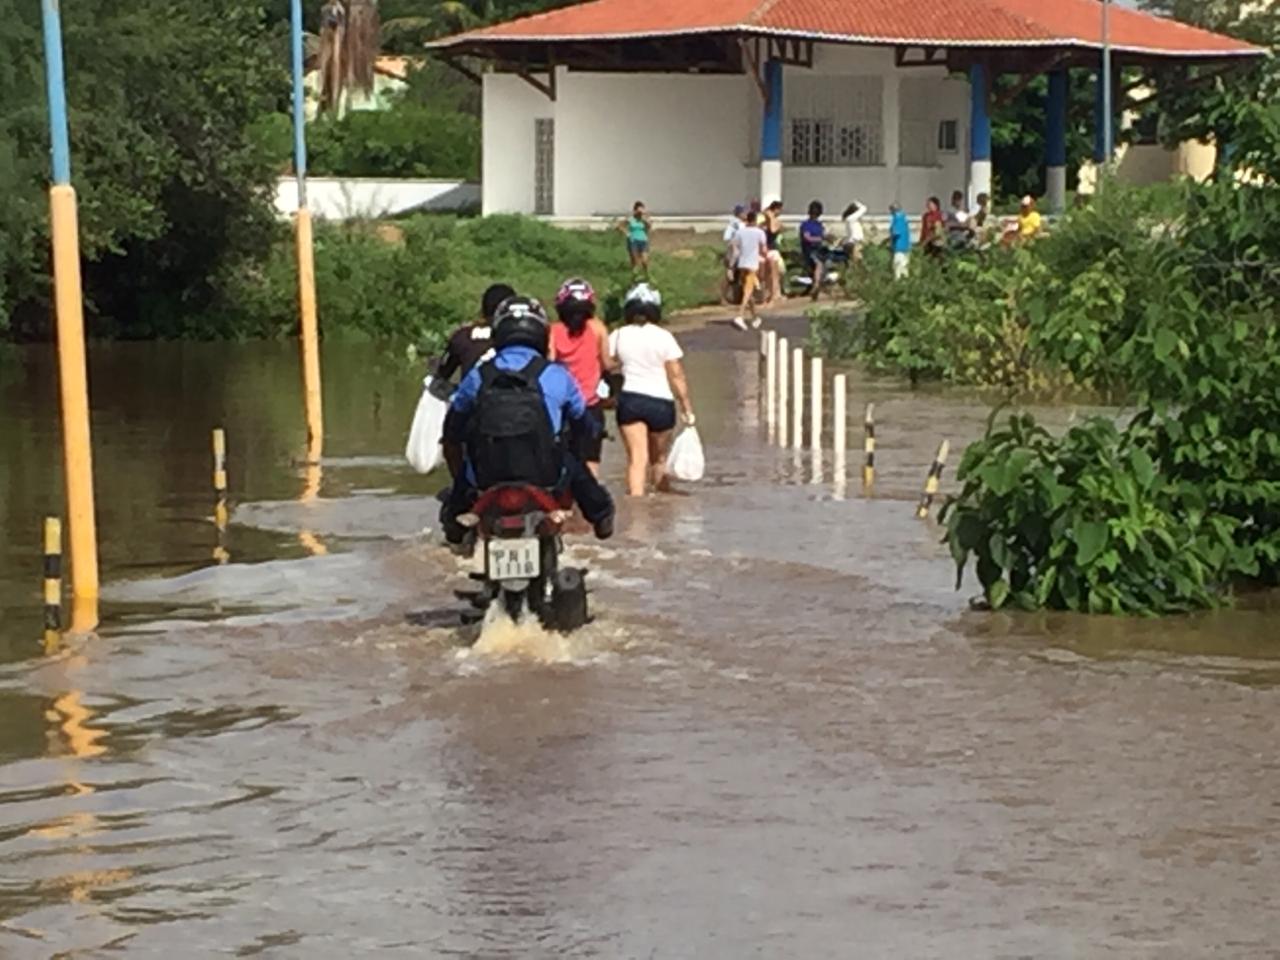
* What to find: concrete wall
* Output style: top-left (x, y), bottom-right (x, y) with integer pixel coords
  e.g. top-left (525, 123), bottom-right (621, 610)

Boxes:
top-left (482, 73), bottom-right (554, 216)
top-left (275, 178), bottom-right (480, 220)
top-left (480, 42), bottom-right (970, 217)
top-left (554, 69), bottom-right (753, 217)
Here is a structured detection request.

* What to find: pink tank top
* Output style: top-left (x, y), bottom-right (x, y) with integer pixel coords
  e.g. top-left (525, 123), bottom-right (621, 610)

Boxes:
top-left (552, 322), bottom-right (603, 406)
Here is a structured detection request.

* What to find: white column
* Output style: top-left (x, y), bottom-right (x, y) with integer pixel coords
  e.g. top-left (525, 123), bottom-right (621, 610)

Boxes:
top-left (760, 160), bottom-right (783, 207)
top-left (1046, 166), bottom-right (1067, 213)
top-left (792, 347), bottom-right (804, 452)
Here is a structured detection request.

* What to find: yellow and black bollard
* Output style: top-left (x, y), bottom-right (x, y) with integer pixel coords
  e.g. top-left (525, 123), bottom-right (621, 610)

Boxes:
top-left (862, 403), bottom-right (876, 491)
top-left (213, 428), bottom-right (230, 565)
top-left (916, 440), bottom-right (951, 519)
top-left (43, 517), bottom-right (63, 653)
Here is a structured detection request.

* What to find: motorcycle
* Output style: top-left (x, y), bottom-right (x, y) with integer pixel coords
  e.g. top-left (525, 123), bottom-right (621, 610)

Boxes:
top-left (457, 482), bottom-right (590, 632)
top-left (785, 244), bottom-right (849, 298)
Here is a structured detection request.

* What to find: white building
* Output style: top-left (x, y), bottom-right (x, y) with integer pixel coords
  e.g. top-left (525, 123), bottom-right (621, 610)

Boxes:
top-left (431, 0), bottom-right (1261, 219)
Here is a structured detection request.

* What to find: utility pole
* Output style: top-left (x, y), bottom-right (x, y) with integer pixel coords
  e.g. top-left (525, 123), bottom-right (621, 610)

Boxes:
top-left (1102, 0), bottom-right (1114, 163)
top-left (292, 0), bottom-right (324, 463)
top-left (40, 0), bottom-right (100, 633)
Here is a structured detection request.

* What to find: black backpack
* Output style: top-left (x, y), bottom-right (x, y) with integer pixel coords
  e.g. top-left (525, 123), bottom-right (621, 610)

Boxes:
top-left (466, 357), bottom-right (562, 490)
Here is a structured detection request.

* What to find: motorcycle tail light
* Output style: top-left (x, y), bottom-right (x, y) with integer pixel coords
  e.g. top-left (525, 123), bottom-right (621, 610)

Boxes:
top-left (495, 487), bottom-right (533, 513)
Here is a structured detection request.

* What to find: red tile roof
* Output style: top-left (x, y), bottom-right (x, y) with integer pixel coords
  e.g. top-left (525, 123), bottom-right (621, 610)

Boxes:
top-left (434, 0), bottom-right (1261, 58)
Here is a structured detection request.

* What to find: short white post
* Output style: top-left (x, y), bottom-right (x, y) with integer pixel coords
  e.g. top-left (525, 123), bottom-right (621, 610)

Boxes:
top-left (777, 337), bottom-right (789, 448)
top-left (765, 331), bottom-right (778, 438)
top-left (792, 347), bottom-right (804, 451)
top-left (832, 373), bottom-right (847, 498)
top-left (810, 356), bottom-right (823, 454)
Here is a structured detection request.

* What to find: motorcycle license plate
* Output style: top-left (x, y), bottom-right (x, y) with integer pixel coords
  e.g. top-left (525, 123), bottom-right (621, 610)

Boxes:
top-left (487, 538), bottom-right (541, 581)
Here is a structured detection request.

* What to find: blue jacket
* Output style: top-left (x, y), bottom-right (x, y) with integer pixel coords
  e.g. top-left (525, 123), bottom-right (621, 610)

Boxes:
top-left (446, 345), bottom-right (595, 483)
top-left (889, 211), bottom-right (912, 254)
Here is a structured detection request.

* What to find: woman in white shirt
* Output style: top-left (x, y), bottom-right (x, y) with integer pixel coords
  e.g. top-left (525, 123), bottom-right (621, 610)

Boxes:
top-left (608, 283), bottom-right (696, 496)
top-left (842, 200), bottom-right (867, 262)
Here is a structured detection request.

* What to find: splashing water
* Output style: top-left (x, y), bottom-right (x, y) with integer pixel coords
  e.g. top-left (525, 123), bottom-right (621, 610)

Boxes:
top-left (460, 604), bottom-right (609, 664)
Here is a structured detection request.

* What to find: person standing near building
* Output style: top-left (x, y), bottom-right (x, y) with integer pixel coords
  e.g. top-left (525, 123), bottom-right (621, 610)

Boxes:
top-left (1017, 195), bottom-right (1043, 241)
top-left (762, 200), bottom-right (786, 304)
top-left (889, 204), bottom-right (912, 280)
top-left (921, 196), bottom-right (946, 257)
top-left (730, 211), bottom-right (769, 331)
top-left (619, 201), bottom-right (652, 275)
top-left (842, 200), bottom-right (867, 263)
top-left (945, 190), bottom-right (974, 249)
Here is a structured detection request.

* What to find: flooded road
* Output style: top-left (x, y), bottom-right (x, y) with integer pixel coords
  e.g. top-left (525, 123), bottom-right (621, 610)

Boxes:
top-left (1, 324), bottom-right (1279, 957)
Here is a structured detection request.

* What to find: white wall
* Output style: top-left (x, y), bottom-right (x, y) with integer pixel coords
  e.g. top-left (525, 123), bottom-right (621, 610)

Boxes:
top-left (275, 178), bottom-right (480, 220)
top-left (554, 69), bottom-right (754, 217)
top-left (482, 73), bottom-right (554, 216)
top-left (480, 42), bottom-right (971, 218)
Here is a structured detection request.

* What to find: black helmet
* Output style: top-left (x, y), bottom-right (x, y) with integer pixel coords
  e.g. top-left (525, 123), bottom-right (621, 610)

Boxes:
top-left (492, 296), bottom-right (550, 354)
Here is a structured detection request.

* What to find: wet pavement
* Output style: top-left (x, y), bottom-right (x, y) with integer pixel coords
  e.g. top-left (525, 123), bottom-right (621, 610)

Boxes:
top-left (1, 321), bottom-right (1278, 957)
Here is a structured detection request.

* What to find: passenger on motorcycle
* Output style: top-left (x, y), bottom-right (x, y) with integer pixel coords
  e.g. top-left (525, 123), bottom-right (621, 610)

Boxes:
top-left (439, 296), bottom-right (616, 546)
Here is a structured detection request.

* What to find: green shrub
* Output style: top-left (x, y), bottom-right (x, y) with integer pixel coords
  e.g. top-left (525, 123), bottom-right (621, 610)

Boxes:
top-left (308, 102), bottom-right (481, 180)
top-left (207, 215), bottom-right (720, 349)
top-left (942, 180), bottom-right (1280, 614)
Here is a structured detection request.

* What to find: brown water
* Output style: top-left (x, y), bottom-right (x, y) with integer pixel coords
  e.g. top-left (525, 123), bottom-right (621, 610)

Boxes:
top-left (2, 322), bottom-right (1279, 957)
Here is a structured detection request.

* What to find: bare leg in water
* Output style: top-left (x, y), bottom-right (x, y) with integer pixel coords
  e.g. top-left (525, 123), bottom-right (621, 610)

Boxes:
top-left (620, 421), bottom-right (651, 496)
top-left (649, 429), bottom-right (674, 493)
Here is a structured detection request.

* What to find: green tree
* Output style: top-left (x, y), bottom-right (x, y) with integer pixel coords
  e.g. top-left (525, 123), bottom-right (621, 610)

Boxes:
top-left (0, 0), bottom-right (288, 338)
top-left (1138, 0), bottom-right (1280, 175)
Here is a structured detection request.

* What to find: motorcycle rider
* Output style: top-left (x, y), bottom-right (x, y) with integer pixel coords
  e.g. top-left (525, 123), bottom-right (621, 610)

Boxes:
top-left (439, 296), bottom-right (615, 546)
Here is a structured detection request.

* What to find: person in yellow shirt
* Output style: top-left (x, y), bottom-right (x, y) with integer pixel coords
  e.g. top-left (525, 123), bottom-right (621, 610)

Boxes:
top-left (1017, 195), bottom-right (1043, 240)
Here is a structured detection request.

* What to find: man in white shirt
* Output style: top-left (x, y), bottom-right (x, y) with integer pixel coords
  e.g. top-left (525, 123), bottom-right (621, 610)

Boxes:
top-left (730, 211), bottom-right (768, 331)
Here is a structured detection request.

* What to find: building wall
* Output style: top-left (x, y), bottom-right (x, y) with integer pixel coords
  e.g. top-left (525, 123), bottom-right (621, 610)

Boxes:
top-left (482, 73), bottom-right (555, 216)
top-left (480, 43), bottom-right (970, 217)
top-left (276, 178), bottom-right (479, 220)
top-left (555, 69), bottom-right (754, 217)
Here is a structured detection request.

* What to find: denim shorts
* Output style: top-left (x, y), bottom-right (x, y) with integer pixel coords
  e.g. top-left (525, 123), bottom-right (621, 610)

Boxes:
top-left (616, 391), bottom-right (676, 433)
top-left (628, 239), bottom-right (650, 256)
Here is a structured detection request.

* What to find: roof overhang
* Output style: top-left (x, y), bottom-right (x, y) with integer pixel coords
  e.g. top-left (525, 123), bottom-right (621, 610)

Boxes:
top-left (431, 27), bottom-right (1265, 79)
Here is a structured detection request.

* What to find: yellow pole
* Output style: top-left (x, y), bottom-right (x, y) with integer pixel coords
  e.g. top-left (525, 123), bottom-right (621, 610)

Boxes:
top-left (296, 209), bottom-right (324, 460)
top-left (44, 517), bottom-right (63, 654)
top-left (50, 185), bottom-right (100, 633)
top-left (916, 440), bottom-right (951, 520)
top-left (212, 428), bottom-right (230, 565)
top-left (863, 403), bottom-right (876, 492)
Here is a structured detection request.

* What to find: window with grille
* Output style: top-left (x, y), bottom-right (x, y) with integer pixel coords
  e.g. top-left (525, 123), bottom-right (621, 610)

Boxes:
top-left (785, 75), bottom-right (883, 167)
top-left (534, 118), bottom-right (554, 215)
top-left (937, 119), bottom-right (959, 153)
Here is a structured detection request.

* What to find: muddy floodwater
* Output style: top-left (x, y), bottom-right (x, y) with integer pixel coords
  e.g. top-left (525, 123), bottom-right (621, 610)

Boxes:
top-left (1, 321), bottom-right (1278, 957)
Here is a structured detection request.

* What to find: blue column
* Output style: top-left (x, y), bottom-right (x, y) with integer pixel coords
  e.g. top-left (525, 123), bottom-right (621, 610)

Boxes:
top-left (1046, 70), bottom-right (1068, 168)
top-left (40, 0), bottom-right (73, 185)
top-left (762, 59), bottom-right (783, 162)
top-left (969, 63), bottom-right (992, 198)
top-left (290, 0), bottom-right (309, 206)
top-left (1093, 67), bottom-right (1108, 163)
top-left (970, 64), bottom-right (992, 165)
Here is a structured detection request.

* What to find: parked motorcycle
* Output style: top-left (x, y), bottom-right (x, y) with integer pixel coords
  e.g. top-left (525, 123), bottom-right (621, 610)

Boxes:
top-left (785, 244), bottom-right (849, 298)
top-left (457, 482), bottom-right (589, 632)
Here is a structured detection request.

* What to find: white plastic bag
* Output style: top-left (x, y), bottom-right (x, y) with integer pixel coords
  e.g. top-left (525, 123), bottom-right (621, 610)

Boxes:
top-left (405, 377), bottom-right (448, 474)
top-left (667, 426), bottom-right (706, 482)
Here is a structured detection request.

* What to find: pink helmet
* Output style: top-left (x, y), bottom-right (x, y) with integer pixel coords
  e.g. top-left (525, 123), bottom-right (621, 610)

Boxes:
top-left (555, 278), bottom-right (596, 311)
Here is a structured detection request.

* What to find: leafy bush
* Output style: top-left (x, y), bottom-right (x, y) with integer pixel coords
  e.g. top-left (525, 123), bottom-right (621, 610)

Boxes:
top-left (308, 101), bottom-right (481, 180)
top-left (944, 415), bottom-right (1237, 614)
top-left (943, 179), bottom-right (1280, 614)
top-left (210, 215), bottom-right (720, 348)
